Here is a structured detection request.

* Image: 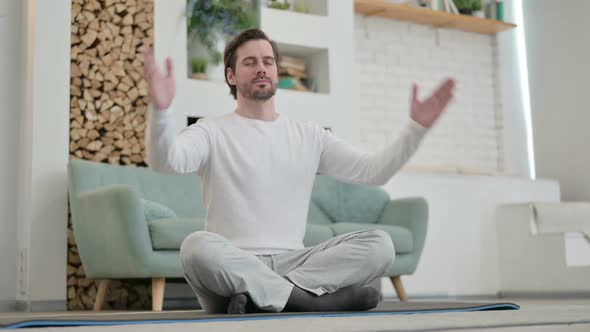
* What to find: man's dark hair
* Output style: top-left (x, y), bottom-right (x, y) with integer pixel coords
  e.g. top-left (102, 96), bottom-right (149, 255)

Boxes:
top-left (223, 28), bottom-right (280, 100)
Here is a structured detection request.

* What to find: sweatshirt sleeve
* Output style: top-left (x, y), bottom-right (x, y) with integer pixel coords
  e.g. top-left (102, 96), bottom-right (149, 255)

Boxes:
top-left (317, 119), bottom-right (428, 185)
top-left (146, 105), bottom-right (211, 175)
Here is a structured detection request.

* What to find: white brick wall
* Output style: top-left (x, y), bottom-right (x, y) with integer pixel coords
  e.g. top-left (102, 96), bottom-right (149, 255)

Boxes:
top-left (354, 15), bottom-right (503, 175)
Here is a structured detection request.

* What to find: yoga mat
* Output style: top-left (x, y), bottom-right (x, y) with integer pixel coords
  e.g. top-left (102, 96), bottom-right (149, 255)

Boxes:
top-left (1, 301), bottom-right (519, 329)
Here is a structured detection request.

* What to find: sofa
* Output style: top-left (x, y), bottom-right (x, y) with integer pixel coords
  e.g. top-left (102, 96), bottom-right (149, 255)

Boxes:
top-left (68, 159), bottom-right (428, 311)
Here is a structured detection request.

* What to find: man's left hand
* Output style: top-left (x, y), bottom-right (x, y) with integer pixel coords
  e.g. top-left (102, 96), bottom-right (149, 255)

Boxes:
top-left (410, 78), bottom-right (456, 128)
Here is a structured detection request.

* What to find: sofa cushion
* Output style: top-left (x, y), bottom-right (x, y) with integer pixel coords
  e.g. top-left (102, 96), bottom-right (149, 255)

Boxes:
top-left (142, 199), bottom-right (177, 222)
top-left (329, 223), bottom-right (414, 254)
top-left (148, 217), bottom-right (205, 250)
top-left (307, 201), bottom-right (333, 224)
top-left (311, 176), bottom-right (390, 224)
top-left (148, 218), bottom-right (336, 250)
top-left (147, 218), bottom-right (412, 253)
top-left (303, 224), bottom-right (334, 247)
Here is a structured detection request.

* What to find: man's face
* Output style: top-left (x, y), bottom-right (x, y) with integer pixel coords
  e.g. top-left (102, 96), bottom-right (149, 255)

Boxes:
top-left (227, 39), bottom-right (278, 101)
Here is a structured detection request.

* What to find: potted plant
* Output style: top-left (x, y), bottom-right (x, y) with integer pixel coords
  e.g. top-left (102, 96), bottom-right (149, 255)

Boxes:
top-left (187, 0), bottom-right (258, 80)
top-left (294, 0), bottom-right (309, 14)
top-left (191, 56), bottom-right (208, 80)
top-left (453, 0), bottom-right (482, 15)
top-left (268, 0), bottom-right (290, 10)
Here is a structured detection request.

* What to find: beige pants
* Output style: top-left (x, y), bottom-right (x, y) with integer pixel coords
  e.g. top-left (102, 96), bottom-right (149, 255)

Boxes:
top-left (180, 229), bottom-right (395, 313)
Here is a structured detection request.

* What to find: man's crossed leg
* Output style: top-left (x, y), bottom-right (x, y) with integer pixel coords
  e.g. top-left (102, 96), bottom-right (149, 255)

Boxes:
top-left (180, 229), bottom-right (395, 314)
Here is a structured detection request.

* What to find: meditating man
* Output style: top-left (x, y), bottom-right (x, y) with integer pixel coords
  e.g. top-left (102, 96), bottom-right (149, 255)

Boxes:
top-left (144, 28), bottom-right (455, 314)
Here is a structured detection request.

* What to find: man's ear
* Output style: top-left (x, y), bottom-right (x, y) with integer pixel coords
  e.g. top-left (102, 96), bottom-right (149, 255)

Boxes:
top-left (226, 67), bottom-right (236, 86)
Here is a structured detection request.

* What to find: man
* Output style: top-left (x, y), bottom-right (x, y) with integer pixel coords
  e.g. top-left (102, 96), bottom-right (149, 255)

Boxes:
top-left (145, 28), bottom-right (455, 314)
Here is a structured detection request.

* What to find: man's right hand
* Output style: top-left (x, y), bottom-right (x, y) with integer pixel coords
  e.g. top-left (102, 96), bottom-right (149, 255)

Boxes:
top-left (144, 47), bottom-right (176, 112)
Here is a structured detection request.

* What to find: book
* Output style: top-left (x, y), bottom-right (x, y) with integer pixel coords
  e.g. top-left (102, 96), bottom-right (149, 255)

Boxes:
top-left (279, 55), bottom-right (306, 72)
top-left (278, 76), bottom-right (310, 92)
top-left (279, 66), bottom-right (307, 79)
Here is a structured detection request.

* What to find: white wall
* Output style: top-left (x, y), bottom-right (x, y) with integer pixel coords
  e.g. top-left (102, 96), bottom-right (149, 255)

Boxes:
top-left (382, 173), bottom-right (559, 297)
top-left (354, 17), bottom-right (502, 175)
top-left (497, 0), bottom-right (533, 179)
top-left (523, 0), bottom-right (590, 201)
top-left (354, 4), bottom-right (534, 179)
top-left (0, 0), bottom-right (22, 310)
top-left (16, 0), bottom-right (71, 309)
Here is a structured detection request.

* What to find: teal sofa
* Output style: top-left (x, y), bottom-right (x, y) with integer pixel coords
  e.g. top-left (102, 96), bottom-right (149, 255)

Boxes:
top-left (68, 159), bottom-right (428, 311)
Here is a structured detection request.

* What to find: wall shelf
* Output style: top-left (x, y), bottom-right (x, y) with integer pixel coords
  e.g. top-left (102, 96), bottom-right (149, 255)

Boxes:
top-left (259, 7), bottom-right (333, 94)
top-left (260, 7), bottom-right (330, 50)
top-left (187, 74), bottom-right (329, 96)
top-left (266, 0), bottom-right (328, 17)
top-left (354, 0), bottom-right (516, 35)
top-left (188, 42), bottom-right (330, 95)
top-left (159, 0), bottom-right (357, 139)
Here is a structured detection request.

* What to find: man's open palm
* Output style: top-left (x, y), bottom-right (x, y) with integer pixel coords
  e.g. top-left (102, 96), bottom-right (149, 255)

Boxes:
top-left (144, 48), bottom-right (176, 111)
top-left (410, 78), bottom-right (455, 128)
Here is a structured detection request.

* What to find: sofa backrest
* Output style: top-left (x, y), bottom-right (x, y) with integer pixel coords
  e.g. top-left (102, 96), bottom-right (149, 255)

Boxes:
top-left (68, 159), bottom-right (206, 218)
top-left (309, 175), bottom-right (391, 224)
top-left (69, 160), bottom-right (390, 224)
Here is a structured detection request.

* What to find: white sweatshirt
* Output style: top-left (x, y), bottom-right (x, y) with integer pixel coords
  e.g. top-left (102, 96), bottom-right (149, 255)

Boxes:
top-left (147, 107), bottom-right (428, 254)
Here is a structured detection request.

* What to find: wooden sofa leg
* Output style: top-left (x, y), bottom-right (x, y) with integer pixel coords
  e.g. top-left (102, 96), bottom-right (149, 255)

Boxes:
top-left (391, 276), bottom-right (408, 302)
top-left (152, 278), bottom-right (166, 311)
top-left (94, 280), bottom-right (111, 311)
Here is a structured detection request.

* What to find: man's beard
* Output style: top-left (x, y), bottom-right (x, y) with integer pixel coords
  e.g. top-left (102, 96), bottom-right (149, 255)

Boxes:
top-left (237, 79), bottom-right (276, 101)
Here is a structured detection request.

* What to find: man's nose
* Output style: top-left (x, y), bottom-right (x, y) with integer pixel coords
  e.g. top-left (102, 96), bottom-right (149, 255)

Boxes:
top-left (255, 63), bottom-right (266, 75)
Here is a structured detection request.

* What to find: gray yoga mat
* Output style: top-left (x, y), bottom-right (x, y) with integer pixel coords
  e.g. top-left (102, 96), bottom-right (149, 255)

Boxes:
top-left (0, 301), bottom-right (519, 329)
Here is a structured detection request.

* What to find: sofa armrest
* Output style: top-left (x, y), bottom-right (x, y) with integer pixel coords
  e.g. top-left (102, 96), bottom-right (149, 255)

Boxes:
top-left (72, 184), bottom-right (153, 278)
top-left (378, 197), bottom-right (428, 267)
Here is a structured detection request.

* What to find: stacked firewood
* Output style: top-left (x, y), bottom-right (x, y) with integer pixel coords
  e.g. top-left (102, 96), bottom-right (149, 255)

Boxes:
top-left (67, 0), bottom-right (154, 310)
top-left (69, 0), bottom-right (152, 166)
